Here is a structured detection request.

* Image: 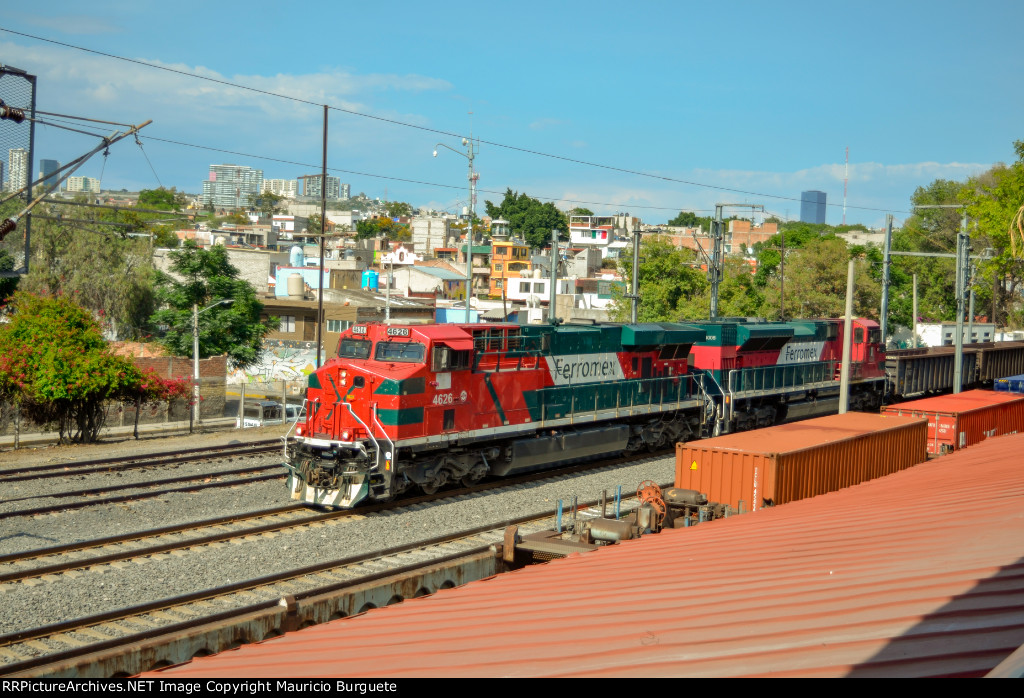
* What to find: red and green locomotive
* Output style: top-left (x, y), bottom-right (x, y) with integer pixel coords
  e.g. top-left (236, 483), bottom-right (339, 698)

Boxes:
top-left (285, 321), bottom-right (709, 507)
top-left (284, 317), bottom-right (888, 508)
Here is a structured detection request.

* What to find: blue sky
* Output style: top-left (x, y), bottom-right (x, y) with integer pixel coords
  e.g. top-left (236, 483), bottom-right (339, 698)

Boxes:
top-left (2, 1), bottom-right (1022, 228)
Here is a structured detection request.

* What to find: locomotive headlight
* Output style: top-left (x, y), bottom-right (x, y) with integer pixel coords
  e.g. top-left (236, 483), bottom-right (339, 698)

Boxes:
top-left (296, 426), bottom-right (303, 436)
top-left (341, 430), bottom-right (351, 441)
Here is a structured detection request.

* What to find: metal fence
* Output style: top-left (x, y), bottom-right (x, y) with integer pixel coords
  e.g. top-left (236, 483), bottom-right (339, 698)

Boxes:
top-left (227, 378), bottom-right (307, 422)
top-left (0, 65), bottom-right (35, 276)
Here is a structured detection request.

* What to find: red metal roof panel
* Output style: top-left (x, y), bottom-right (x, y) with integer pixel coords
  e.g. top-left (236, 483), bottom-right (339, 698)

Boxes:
top-left (151, 433), bottom-right (1024, 678)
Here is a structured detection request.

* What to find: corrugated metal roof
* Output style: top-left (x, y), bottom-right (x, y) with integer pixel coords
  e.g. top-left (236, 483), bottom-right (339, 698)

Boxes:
top-left (152, 433), bottom-right (1024, 678)
top-left (409, 265), bottom-right (467, 282)
top-left (681, 412), bottom-right (924, 454)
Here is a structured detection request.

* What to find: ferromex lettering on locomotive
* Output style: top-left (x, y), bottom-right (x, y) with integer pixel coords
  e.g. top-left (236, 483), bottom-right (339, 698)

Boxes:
top-left (547, 353), bottom-right (625, 385)
top-left (283, 318), bottom-right (893, 508)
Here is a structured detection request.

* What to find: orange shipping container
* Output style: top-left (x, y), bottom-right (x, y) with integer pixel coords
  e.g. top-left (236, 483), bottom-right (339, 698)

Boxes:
top-left (675, 412), bottom-right (927, 512)
top-left (880, 389), bottom-right (1024, 454)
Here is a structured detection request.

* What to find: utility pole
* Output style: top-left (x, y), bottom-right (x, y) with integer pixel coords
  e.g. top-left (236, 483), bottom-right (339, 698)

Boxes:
top-left (894, 205), bottom-right (971, 392)
top-left (779, 228), bottom-right (785, 320)
top-left (433, 135), bottom-right (477, 323)
top-left (626, 231), bottom-right (641, 323)
top-left (710, 203), bottom-right (763, 319)
top-left (466, 137), bottom-right (477, 323)
top-left (710, 205), bottom-right (724, 319)
top-left (549, 228), bottom-right (559, 324)
top-left (880, 214), bottom-right (893, 347)
top-left (912, 274), bottom-right (919, 347)
top-left (839, 260), bottom-right (856, 413)
top-left (955, 210), bottom-right (969, 392)
top-left (315, 105), bottom-right (328, 368)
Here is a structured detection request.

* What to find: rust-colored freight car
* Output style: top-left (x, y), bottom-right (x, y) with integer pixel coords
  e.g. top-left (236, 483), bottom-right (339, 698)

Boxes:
top-left (674, 412), bottom-right (927, 512)
top-left (880, 389), bottom-right (1024, 454)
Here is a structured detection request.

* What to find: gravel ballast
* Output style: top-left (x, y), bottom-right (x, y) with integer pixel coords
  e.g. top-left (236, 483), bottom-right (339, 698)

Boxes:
top-left (0, 440), bottom-right (677, 639)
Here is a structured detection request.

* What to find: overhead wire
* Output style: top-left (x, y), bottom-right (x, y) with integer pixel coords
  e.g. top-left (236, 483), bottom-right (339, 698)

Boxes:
top-left (140, 134), bottom-right (707, 214)
top-left (0, 26), bottom-right (910, 217)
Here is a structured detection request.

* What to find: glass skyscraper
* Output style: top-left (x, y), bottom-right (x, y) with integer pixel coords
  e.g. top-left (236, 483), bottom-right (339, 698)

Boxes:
top-left (800, 190), bottom-right (827, 224)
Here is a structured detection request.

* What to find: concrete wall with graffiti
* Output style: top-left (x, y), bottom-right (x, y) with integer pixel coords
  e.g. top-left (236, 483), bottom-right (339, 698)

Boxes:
top-left (227, 340), bottom-right (321, 386)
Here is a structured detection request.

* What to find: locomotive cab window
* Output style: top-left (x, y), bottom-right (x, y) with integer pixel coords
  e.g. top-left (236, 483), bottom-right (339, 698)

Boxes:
top-left (826, 323), bottom-right (839, 341)
top-left (338, 338), bottom-right (371, 359)
top-left (867, 328), bottom-right (881, 345)
top-left (854, 328), bottom-right (864, 343)
top-left (375, 341), bottom-right (426, 363)
top-left (432, 346), bottom-right (471, 372)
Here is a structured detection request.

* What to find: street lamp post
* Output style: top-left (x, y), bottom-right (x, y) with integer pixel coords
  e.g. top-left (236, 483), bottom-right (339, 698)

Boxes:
top-left (434, 137), bottom-right (477, 323)
top-left (193, 298), bottom-right (234, 430)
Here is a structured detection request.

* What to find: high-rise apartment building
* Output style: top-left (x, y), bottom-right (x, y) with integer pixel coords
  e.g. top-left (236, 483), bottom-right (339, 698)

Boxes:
top-left (200, 164), bottom-right (264, 210)
top-left (298, 174), bottom-right (341, 199)
top-left (6, 148), bottom-right (28, 193)
top-left (340, 182), bottom-right (351, 200)
top-left (39, 159), bottom-right (60, 189)
top-left (800, 190), bottom-right (827, 224)
top-left (262, 178), bottom-right (298, 198)
top-left (65, 176), bottom-right (101, 193)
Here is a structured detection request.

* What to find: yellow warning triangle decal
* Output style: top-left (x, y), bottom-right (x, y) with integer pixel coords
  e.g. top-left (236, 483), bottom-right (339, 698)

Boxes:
top-left (690, 460), bottom-right (698, 470)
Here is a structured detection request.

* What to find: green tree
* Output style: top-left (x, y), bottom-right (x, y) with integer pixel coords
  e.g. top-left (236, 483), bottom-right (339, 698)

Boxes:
top-left (355, 218), bottom-right (376, 240)
top-left (0, 293), bottom-right (186, 442)
top-left (667, 210), bottom-right (704, 228)
top-left (484, 189), bottom-right (567, 249)
top-left (0, 249), bottom-right (17, 305)
top-left (962, 140), bottom-right (1024, 327)
top-left (21, 205), bottom-right (156, 339)
top-left (717, 257), bottom-right (764, 318)
top-left (382, 201), bottom-right (413, 218)
top-left (752, 221), bottom-right (838, 288)
top-left (138, 187), bottom-right (180, 211)
top-left (569, 207), bottom-right (594, 216)
top-left (885, 179), bottom-right (965, 328)
top-left (609, 237), bottom-right (708, 322)
top-left (149, 242), bottom-right (273, 369)
top-left (151, 224), bottom-right (181, 248)
top-left (248, 191), bottom-right (285, 218)
top-left (758, 237), bottom-right (880, 319)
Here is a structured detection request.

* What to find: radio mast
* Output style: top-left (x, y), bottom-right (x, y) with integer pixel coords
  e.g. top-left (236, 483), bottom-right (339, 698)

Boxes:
top-left (842, 146), bottom-right (849, 226)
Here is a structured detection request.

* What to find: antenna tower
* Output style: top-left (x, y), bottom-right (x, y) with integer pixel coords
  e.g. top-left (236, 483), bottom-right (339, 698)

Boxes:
top-left (842, 146), bottom-right (849, 225)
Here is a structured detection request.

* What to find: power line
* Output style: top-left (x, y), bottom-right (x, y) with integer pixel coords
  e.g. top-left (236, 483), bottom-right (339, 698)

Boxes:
top-left (140, 134), bottom-right (700, 213)
top-left (1, 26), bottom-right (910, 217)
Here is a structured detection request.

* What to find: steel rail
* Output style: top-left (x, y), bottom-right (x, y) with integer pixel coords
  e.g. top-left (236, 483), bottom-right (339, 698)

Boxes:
top-left (0, 440), bottom-right (280, 481)
top-left (0, 488), bottom-right (657, 677)
top-left (0, 450), bottom-right (672, 583)
top-left (0, 471), bottom-right (285, 521)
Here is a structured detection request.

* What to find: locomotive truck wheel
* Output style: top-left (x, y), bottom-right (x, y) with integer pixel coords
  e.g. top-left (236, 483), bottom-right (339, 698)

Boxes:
top-left (461, 461), bottom-right (488, 488)
top-left (420, 470), bottom-right (448, 495)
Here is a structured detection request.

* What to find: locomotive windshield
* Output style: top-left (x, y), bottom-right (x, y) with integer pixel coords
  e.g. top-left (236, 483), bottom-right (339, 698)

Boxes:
top-left (375, 341), bottom-right (426, 363)
top-left (338, 338), bottom-right (372, 359)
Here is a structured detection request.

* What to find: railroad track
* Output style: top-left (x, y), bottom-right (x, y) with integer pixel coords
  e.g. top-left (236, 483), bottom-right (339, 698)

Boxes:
top-left (0, 440), bottom-right (282, 482)
top-left (0, 466), bottom-right (286, 519)
top-left (0, 491), bottom-right (649, 678)
top-left (0, 453), bottom-right (667, 584)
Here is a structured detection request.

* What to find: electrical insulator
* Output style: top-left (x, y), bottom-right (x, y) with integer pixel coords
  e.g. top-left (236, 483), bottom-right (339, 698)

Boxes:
top-left (0, 101), bottom-right (26, 123)
top-left (0, 218), bottom-right (16, 241)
